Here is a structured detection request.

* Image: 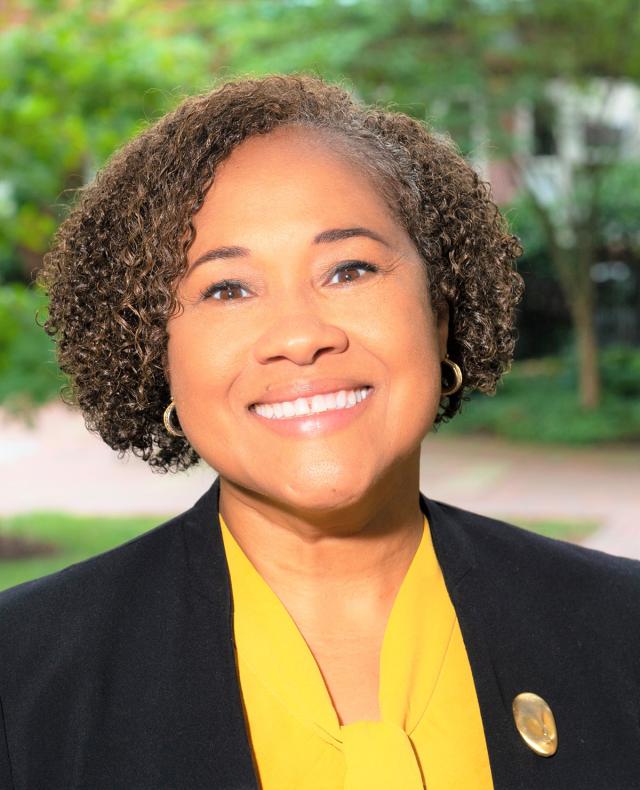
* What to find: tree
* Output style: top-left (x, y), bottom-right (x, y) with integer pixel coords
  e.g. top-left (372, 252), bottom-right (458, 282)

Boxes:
top-left (0, 0), bottom-right (215, 283)
top-left (195, 0), bottom-right (640, 410)
top-left (4, 0), bottom-right (640, 409)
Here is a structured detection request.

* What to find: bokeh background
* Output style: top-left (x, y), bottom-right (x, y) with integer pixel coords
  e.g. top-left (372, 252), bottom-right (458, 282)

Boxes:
top-left (2, 0), bottom-right (639, 589)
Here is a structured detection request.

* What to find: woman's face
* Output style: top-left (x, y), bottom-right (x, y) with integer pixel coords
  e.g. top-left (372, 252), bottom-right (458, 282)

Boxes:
top-left (167, 126), bottom-right (448, 513)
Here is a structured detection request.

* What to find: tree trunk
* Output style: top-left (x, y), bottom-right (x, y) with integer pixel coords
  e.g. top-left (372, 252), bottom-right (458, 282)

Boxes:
top-left (570, 280), bottom-right (601, 410)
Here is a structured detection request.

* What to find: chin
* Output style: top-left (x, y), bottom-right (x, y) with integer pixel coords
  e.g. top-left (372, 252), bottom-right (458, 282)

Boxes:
top-left (273, 468), bottom-right (374, 514)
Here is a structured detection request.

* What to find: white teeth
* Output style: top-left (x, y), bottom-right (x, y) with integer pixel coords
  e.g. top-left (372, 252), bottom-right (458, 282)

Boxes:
top-left (253, 387), bottom-right (372, 420)
top-left (311, 394), bottom-right (328, 413)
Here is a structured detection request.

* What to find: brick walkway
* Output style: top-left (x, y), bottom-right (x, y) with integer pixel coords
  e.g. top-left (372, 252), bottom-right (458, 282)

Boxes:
top-left (3, 403), bottom-right (639, 560)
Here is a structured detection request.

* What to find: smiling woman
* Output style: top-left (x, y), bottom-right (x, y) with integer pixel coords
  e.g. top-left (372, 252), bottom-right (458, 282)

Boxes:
top-left (1, 74), bottom-right (639, 790)
top-left (167, 124), bottom-right (449, 514)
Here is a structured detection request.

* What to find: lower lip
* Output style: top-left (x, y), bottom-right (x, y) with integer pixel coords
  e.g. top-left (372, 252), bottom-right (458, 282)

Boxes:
top-left (248, 389), bottom-right (374, 437)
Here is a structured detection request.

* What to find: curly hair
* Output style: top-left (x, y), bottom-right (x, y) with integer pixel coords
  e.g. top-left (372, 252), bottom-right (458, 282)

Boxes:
top-left (39, 72), bottom-right (524, 472)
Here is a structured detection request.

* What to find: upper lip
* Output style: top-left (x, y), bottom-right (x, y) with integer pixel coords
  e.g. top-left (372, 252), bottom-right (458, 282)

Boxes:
top-left (250, 379), bottom-right (373, 407)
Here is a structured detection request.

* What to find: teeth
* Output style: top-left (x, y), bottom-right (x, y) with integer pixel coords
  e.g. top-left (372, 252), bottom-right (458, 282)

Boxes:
top-left (311, 394), bottom-right (328, 413)
top-left (253, 387), bottom-right (372, 420)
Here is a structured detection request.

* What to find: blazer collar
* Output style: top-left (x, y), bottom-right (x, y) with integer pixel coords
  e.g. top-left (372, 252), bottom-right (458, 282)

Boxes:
top-left (182, 478), bottom-right (478, 603)
top-left (421, 495), bottom-right (527, 788)
top-left (180, 476), bottom-right (529, 789)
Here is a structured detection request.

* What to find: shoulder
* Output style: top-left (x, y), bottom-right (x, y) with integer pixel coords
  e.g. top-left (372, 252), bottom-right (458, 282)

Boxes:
top-left (0, 512), bottom-right (185, 657)
top-left (432, 497), bottom-right (640, 587)
top-left (427, 499), bottom-right (640, 682)
top-left (429, 498), bottom-right (640, 636)
top-left (440, 495), bottom-right (637, 560)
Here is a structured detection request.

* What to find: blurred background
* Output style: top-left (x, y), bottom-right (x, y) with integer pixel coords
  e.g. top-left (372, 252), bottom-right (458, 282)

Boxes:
top-left (1, 0), bottom-right (639, 589)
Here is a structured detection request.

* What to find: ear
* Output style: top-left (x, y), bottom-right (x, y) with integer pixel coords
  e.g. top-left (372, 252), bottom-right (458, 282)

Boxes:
top-left (436, 301), bottom-right (450, 360)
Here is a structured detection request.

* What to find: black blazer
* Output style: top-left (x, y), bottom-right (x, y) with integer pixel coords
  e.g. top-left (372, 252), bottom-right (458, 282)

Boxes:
top-left (1, 475), bottom-right (639, 789)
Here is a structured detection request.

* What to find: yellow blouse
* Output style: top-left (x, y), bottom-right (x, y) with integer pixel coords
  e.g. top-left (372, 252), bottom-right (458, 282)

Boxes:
top-left (220, 512), bottom-right (493, 790)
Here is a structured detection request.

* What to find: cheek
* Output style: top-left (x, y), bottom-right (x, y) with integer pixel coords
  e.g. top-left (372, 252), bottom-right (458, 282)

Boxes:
top-left (376, 280), bottom-right (440, 367)
top-left (166, 315), bottom-right (242, 410)
top-left (375, 290), bottom-right (442, 432)
top-left (166, 317), bottom-right (248, 462)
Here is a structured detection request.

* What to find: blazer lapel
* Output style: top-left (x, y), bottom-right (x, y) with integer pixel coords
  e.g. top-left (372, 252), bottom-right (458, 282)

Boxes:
top-left (420, 495), bottom-right (635, 789)
top-left (182, 479), bottom-right (569, 789)
top-left (181, 477), bottom-right (260, 790)
top-left (420, 495), bottom-right (531, 788)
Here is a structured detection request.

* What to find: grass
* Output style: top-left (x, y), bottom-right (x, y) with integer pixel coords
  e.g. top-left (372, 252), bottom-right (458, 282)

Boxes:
top-left (506, 517), bottom-right (601, 544)
top-left (0, 510), bottom-right (602, 593)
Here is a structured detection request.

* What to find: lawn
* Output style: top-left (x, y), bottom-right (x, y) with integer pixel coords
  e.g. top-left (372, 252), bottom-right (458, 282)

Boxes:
top-left (0, 511), bottom-right (602, 592)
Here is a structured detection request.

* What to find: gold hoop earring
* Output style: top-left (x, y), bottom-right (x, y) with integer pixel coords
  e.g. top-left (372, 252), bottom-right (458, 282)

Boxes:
top-left (441, 355), bottom-right (463, 397)
top-left (163, 399), bottom-right (185, 438)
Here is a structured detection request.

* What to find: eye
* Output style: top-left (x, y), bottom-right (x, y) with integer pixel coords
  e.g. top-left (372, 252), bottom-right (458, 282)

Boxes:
top-left (200, 279), bottom-right (251, 302)
top-left (328, 260), bottom-right (378, 285)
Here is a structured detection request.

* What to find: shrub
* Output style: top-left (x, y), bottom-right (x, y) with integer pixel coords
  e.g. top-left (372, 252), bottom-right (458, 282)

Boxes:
top-left (0, 284), bottom-right (65, 415)
top-left (442, 346), bottom-right (640, 444)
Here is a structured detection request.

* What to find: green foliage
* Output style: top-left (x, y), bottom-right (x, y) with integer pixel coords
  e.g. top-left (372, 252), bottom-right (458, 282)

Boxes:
top-left (442, 346), bottom-right (640, 444)
top-left (0, 0), bottom-right (214, 282)
top-left (2, 0), bottom-right (639, 416)
top-left (507, 162), bottom-right (640, 265)
top-left (0, 283), bottom-right (64, 413)
top-left (4, 0), bottom-right (640, 281)
top-left (598, 162), bottom-right (640, 248)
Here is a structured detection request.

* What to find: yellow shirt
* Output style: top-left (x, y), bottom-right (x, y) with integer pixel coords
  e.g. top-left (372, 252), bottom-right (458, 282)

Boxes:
top-left (220, 512), bottom-right (493, 790)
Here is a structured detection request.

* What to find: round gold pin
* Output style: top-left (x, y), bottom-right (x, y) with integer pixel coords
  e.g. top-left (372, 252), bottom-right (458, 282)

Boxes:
top-left (512, 692), bottom-right (558, 757)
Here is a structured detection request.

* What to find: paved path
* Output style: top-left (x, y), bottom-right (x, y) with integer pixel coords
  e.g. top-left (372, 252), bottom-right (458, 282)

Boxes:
top-left (2, 403), bottom-right (639, 559)
top-left (420, 433), bottom-right (640, 560)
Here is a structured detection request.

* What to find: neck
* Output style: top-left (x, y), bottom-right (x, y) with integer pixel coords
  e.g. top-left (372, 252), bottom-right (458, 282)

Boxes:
top-left (217, 461), bottom-right (424, 620)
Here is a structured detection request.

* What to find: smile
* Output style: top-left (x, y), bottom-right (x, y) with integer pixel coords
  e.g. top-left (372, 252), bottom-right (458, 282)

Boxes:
top-left (251, 386), bottom-right (373, 420)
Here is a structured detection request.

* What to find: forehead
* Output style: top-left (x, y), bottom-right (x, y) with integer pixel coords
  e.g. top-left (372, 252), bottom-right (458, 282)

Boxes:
top-left (192, 126), bottom-right (398, 238)
top-left (215, 124), bottom-right (369, 178)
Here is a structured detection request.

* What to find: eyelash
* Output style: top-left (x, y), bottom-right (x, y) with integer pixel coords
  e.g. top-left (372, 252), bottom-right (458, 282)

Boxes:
top-left (199, 260), bottom-right (379, 302)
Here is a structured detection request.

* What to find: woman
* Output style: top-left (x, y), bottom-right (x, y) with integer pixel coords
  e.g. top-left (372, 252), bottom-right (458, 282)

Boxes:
top-left (1, 73), bottom-right (639, 790)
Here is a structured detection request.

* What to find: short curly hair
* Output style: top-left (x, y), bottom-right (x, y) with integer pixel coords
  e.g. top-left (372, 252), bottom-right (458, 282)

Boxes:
top-left (39, 72), bottom-right (524, 472)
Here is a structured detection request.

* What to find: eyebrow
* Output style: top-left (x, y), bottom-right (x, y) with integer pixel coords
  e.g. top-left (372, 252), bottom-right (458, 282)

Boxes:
top-left (188, 226), bottom-right (390, 274)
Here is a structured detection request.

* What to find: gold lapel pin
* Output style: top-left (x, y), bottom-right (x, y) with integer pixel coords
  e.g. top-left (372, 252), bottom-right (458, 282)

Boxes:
top-left (512, 692), bottom-right (558, 757)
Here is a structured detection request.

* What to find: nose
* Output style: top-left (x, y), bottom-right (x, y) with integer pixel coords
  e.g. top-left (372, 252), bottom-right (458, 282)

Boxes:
top-left (252, 314), bottom-right (349, 366)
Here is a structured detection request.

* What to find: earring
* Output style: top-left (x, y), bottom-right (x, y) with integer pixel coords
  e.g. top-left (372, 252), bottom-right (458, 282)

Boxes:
top-left (163, 399), bottom-right (185, 438)
top-left (441, 355), bottom-right (463, 397)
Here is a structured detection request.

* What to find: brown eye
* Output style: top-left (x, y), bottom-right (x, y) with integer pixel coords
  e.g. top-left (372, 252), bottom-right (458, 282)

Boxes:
top-left (329, 261), bottom-right (378, 285)
top-left (201, 280), bottom-right (250, 301)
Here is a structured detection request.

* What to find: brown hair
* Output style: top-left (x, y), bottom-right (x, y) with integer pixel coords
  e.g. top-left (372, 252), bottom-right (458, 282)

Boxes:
top-left (39, 73), bottom-right (524, 472)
